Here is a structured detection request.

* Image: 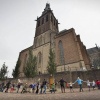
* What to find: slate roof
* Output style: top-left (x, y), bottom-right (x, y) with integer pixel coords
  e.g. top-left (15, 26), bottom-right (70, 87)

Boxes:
top-left (87, 47), bottom-right (100, 55)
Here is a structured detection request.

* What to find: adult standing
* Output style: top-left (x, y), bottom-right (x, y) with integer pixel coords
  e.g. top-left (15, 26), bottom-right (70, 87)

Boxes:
top-left (5, 81), bottom-right (11, 93)
top-left (1, 82), bottom-right (5, 92)
top-left (74, 77), bottom-right (83, 92)
top-left (42, 79), bottom-right (48, 94)
top-left (58, 78), bottom-right (66, 93)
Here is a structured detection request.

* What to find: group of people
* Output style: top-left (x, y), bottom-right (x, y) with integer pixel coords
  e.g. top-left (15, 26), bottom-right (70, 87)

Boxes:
top-left (26, 79), bottom-right (48, 94)
top-left (0, 79), bottom-right (48, 94)
top-left (0, 77), bottom-right (100, 94)
top-left (58, 77), bottom-right (100, 93)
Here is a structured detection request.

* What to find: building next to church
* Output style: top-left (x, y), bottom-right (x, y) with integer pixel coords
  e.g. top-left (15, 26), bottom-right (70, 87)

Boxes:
top-left (18, 3), bottom-right (91, 77)
top-left (87, 45), bottom-right (100, 69)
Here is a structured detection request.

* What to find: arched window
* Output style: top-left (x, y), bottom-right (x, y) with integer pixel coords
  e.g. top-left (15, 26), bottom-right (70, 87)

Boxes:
top-left (58, 40), bottom-right (64, 65)
top-left (38, 52), bottom-right (42, 67)
top-left (46, 15), bottom-right (48, 22)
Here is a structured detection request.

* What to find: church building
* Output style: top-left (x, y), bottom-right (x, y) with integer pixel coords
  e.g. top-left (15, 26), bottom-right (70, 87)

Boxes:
top-left (18, 3), bottom-right (90, 77)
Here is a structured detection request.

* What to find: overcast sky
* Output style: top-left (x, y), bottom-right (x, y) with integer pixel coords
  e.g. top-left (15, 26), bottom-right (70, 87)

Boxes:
top-left (0, 0), bottom-right (100, 77)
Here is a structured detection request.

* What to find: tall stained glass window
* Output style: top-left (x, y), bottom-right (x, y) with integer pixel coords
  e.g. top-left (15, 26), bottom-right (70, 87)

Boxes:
top-left (58, 40), bottom-right (64, 65)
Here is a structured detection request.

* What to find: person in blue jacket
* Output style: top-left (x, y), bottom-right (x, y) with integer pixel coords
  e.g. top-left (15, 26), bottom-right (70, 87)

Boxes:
top-left (74, 77), bottom-right (83, 92)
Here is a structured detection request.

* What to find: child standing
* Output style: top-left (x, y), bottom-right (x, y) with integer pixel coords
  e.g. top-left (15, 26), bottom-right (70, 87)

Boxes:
top-left (40, 82), bottom-right (43, 94)
top-left (36, 82), bottom-right (40, 94)
top-left (10, 83), bottom-right (15, 93)
top-left (92, 80), bottom-right (96, 90)
top-left (87, 80), bottom-right (91, 91)
top-left (68, 82), bottom-right (74, 92)
top-left (51, 83), bottom-right (55, 93)
top-left (84, 80), bottom-right (91, 91)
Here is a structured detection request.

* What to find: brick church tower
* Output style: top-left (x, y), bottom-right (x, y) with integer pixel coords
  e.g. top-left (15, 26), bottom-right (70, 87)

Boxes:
top-left (18, 3), bottom-right (90, 77)
top-left (33, 3), bottom-right (58, 49)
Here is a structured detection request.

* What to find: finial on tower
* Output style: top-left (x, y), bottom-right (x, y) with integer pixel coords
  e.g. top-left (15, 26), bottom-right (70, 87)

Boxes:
top-left (42, 3), bottom-right (51, 15)
top-left (45, 3), bottom-right (51, 10)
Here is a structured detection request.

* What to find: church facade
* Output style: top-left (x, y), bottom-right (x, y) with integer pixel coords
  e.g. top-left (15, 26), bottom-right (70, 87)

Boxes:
top-left (18, 3), bottom-right (90, 77)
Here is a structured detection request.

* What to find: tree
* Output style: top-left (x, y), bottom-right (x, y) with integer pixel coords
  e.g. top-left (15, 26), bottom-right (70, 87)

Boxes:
top-left (0, 62), bottom-right (8, 80)
top-left (23, 49), bottom-right (37, 78)
top-left (47, 48), bottom-right (56, 76)
top-left (12, 58), bottom-right (21, 78)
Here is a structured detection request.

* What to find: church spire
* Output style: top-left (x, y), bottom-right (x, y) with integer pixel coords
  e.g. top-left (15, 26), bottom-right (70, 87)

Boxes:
top-left (42, 3), bottom-right (51, 15)
top-left (45, 3), bottom-right (51, 10)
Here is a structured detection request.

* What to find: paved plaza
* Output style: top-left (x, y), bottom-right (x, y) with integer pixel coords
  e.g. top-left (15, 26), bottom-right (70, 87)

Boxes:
top-left (0, 88), bottom-right (100, 100)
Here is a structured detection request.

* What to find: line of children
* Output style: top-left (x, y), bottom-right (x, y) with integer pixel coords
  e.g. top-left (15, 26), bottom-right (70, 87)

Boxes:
top-left (0, 77), bottom-right (99, 94)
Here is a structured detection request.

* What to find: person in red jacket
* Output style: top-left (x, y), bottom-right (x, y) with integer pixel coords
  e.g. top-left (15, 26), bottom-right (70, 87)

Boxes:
top-left (96, 80), bottom-right (100, 89)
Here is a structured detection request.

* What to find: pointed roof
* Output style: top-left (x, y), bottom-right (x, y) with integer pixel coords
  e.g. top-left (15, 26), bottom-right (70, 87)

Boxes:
top-left (42, 3), bottom-right (52, 15)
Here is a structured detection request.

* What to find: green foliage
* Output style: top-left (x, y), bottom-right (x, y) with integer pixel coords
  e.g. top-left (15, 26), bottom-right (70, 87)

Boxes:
top-left (47, 48), bottom-right (56, 76)
top-left (0, 62), bottom-right (8, 80)
top-left (24, 49), bottom-right (37, 78)
top-left (12, 58), bottom-right (21, 78)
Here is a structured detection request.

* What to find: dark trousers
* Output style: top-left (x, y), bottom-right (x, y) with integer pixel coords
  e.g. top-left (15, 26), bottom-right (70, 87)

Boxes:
top-left (79, 84), bottom-right (83, 92)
